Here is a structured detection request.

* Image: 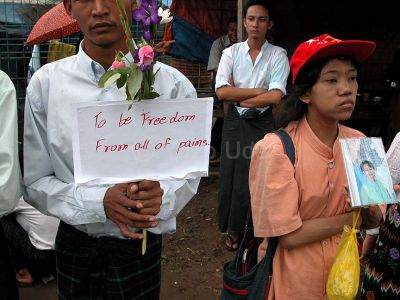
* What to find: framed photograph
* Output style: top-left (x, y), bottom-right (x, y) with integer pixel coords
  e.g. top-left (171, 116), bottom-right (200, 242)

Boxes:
top-left (340, 137), bottom-right (397, 207)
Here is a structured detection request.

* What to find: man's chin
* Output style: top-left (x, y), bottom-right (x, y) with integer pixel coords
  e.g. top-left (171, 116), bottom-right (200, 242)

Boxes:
top-left (89, 37), bottom-right (123, 49)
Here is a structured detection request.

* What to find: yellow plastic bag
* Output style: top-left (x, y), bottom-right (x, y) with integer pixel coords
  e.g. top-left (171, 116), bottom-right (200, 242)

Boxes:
top-left (326, 210), bottom-right (361, 300)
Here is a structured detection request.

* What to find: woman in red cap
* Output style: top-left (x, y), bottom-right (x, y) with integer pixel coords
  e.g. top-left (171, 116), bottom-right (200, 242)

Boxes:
top-left (249, 34), bottom-right (383, 299)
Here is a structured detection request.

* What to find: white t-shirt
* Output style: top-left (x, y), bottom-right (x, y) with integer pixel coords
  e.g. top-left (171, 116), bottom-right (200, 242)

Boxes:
top-left (13, 197), bottom-right (59, 250)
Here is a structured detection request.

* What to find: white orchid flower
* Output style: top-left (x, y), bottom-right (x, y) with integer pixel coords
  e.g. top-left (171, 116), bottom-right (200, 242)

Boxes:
top-left (158, 7), bottom-right (173, 24)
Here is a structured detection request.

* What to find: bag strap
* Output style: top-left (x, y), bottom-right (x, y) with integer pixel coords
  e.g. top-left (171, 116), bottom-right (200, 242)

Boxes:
top-left (248, 129), bottom-right (296, 299)
top-left (274, 129), bottom-right (295, 166)
top-left (245, 129), bottom-right (296, 242)
top-left (262, 129), bottom-right (295, 255)
top-left (245, 129), bottom-right (296, 231)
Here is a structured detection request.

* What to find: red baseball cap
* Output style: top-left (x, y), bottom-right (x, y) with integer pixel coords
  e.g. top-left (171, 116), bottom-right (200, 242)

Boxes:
top-left (290, 33), bottom-right (376, 84)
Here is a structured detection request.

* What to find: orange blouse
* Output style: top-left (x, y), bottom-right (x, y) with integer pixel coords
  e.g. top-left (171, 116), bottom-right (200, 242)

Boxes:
top-left (249, 116), bottom-right (364, 299)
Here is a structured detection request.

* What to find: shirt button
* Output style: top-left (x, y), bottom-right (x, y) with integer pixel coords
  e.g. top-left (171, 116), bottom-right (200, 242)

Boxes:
top-left (328, 161), bottom-right (335, 169)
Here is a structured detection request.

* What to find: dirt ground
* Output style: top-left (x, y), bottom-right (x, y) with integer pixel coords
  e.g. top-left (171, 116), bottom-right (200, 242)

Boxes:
top-left (160, 176), bottom-right (232, 300)
top-left (20, 175), bottom-right (233, 300)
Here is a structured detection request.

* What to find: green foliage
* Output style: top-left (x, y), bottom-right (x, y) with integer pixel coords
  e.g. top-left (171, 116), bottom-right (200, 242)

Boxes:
top-left (127, 67), bottom-right (143, 100)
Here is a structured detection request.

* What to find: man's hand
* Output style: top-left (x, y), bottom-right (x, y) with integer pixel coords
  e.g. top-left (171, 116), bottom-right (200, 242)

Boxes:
top-left (103, 183), bottom-right (158, 239)
top-left (154, 40), bottom-right (175, 54)
top-left (127, 180), bottom-right (163, 216)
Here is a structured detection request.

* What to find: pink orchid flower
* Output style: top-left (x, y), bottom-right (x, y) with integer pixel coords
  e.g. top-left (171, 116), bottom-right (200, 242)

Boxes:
top-left (111, 60), bottom-right (126, 69)
top-left (138, 45), bottom-right (155, 66)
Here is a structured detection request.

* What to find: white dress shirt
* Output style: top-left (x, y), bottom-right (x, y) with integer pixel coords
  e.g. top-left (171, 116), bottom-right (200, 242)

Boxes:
top-left (24, 43), bottom-right (201, 238)
top-left (0, 70), bottom-right (22, 217)
top-left (215, 40), bottom-right (290, 114)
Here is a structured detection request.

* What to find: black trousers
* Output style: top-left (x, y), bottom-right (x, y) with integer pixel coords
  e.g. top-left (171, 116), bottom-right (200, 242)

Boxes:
top-left (1, 214), bottom-right (56, 280)
top-left (218, 105), bottom-right (274, 233)
top-left (0, 222), bottom-right (19, 300)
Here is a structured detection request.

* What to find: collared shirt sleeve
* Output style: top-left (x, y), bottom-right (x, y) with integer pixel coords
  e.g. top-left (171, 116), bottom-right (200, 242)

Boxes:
top-left (249, 133), bottom-right (302, 237)
top-left (214, 46), bottom-right (234, 90)
top-left (0, 71), bottom-right (21, 216)
top-left (268, 50), bottom-right (290, 95)
top-left (23, 76), bottom-right (108, 225)
top-left (149, 177), bottom-right (201, 234)
top-left (207, 36), bottom-right (224, 71)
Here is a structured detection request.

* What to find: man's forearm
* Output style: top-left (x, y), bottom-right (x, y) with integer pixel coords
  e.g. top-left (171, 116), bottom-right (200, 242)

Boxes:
top-left (239, 89), bottom-right (284, 108)
top-left (216, 86), bottom-right (267, 102)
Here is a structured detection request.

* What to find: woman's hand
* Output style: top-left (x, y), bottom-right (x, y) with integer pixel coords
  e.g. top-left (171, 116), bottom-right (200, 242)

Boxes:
top-left (361, 205), bottom-right (382, 229)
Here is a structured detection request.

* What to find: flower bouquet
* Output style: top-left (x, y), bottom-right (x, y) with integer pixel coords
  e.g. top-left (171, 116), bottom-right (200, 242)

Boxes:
top-left (99, 0), bottom-right (173, 105)
top-left (98, 0), bottom-right (173, 254)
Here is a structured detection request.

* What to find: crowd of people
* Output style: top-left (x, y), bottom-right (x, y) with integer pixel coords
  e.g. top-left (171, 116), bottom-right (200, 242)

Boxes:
top-left (0, 0), bottom-right (399, 299)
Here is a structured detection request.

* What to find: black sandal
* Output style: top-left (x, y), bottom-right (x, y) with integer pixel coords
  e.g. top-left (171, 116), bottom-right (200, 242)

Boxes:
top-left (225, 234), bottom-right (242, 251)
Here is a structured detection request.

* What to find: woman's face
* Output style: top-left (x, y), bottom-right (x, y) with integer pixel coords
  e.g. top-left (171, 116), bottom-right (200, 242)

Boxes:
top-left (362, 164), bottom-right (375, 181)
top-left (300, 58), bottom-right (358, 123)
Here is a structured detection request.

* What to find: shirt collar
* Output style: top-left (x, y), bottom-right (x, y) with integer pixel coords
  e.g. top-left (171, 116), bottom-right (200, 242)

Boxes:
top-left (222, 35), bottom-right (232, 48)
top-left (244, 39), bottom-right (270, 53)
top-left (76, 40), bottom-right (136, 82)
top-left (299, 116), bottom-right (335, 159)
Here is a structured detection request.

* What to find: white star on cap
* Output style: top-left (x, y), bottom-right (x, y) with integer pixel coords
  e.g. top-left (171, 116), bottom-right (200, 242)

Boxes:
top-left (306, 39), bottom-right (317, 44)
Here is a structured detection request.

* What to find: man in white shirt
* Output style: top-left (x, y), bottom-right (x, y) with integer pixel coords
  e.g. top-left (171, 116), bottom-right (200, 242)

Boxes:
top-left (215, 0), bottom-right (290, 251)
top-left (23, 0), bottom-right (200, 298)
top-left (0, 69), bottom-right (22, 299)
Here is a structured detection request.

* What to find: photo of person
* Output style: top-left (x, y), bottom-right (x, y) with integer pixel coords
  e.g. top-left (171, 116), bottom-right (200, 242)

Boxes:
top-left (340, 137), bottom-right (397, 207)
top-left (359, 160), bottom-right (394, 205)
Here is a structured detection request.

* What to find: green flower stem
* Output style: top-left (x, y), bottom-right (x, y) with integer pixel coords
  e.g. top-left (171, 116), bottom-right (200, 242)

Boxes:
top-left (116, 0), bottom-right (136, 57)
top-left (142, 229), bottom-right (147, 255)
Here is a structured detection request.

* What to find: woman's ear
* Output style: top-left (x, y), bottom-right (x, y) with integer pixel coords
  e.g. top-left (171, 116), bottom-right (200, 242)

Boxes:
top-left (64, 0), bottom-right (73, 17)
top-left (299, 92), bottom-right (310, 104)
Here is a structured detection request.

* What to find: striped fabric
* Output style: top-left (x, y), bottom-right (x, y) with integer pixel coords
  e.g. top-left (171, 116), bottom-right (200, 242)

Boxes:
top-left (56, 222), bottom-right (162, 300)
top-left (360, 204), bottom-right (400, 299)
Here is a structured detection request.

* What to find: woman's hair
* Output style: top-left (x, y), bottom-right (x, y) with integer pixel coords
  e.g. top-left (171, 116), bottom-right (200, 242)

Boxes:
top-left (274, 55), bottom-right (359, 129)
top-left (360, 160), bottom-right (375, 171)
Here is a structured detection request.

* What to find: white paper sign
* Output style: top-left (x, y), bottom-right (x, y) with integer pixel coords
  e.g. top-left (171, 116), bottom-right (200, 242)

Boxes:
top-left (72, 98), bottom-right (213, 185)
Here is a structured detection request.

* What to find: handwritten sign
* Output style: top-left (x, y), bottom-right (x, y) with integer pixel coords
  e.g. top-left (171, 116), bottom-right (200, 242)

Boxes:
top-left (72, 98), bottom-right (213, 185)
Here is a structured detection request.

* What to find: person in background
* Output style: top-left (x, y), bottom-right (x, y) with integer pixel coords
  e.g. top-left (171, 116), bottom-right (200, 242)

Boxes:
top-left (0, 69), bottom-right (22, 299)
top-left (23, 0), bottom-right (200, 299)
top-left (360, 131), bottom-right (400, 299)
top-left (207, 16), bottom-right (238, 87)
top-left (249, 34), bottom-right (383, 299)
top-left (207, 16), bottom-right (237, 163)
top-left (1, 197), bottom-right (59, 285)
top-left (215, 0), bottom-right (290, 251)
